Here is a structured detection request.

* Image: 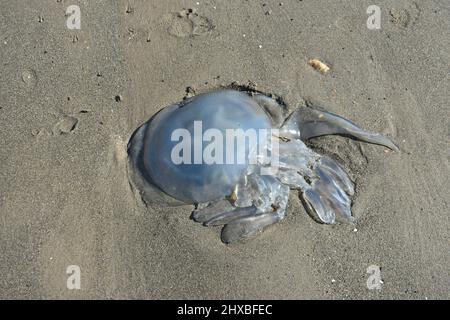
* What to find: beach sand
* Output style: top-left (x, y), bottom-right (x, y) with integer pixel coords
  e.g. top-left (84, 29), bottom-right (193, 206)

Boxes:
top-left (0, 0), bottom-right (448, 299)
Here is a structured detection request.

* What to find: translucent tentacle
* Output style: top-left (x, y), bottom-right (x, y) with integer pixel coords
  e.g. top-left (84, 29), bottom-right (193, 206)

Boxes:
top-left (204, 205), bottom-right (259, 226)
top-left (221, 213), bottom-right (282, 244)
top-left (191, 200), bottom-right (234, 223)
top-left (280, 107), bottom-right (399, 151)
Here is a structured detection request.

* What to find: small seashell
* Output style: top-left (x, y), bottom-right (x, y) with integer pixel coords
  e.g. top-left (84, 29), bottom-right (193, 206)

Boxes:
top-left (309, 58), bottom-right (330, 74)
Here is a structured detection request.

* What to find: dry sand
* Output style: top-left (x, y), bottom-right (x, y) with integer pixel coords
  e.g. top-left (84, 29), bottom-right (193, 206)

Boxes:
top-left (0, 0), bottom-right (448, 299)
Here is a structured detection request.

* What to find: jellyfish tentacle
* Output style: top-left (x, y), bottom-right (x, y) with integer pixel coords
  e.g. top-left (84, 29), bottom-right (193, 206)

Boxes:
top-left (301, 188), bottom-right (336, 224)
top-left (220, 174), bottom-right (290, 243)
top-left (221, 213), bottom-right (282, 244)
top-left (311, 176), bottom-right (353, 223)
top-left (203, 205), bottom-right (260, 226)
top-left (299, 156), bottom-right (355, 224)
top-left (280, 106), bottom-right (399, 151)
top-left (191, 200), bottom-right (235, 223)
top-left (251, 93), bottom-right (288, 128)
top-left (273, 139), bottom-right (355, 223)
top-left (318, 156), bottom-right (355, 196)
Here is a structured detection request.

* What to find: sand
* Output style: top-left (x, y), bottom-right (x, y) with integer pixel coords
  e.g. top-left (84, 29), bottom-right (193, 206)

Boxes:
top-left (0, 0), bottom-right (448, 299)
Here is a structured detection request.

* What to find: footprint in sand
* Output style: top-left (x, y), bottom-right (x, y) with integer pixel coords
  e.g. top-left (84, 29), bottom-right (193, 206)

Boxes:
top-left (21, 69), bottom-right (38, 88)
top-left (165, 9), bottom-right (214, 38)
top-left (53, 115), bottom-right (78, 135)
top-left (389, 1), bottom-right (421, 29)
